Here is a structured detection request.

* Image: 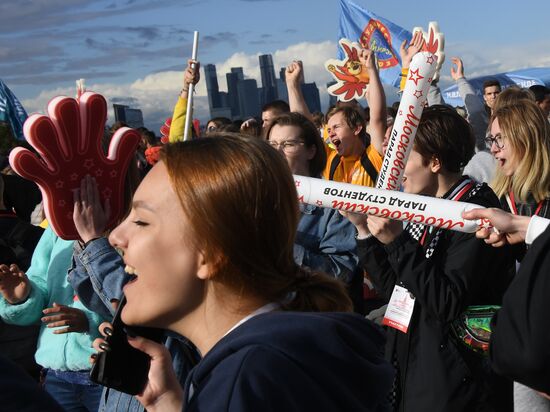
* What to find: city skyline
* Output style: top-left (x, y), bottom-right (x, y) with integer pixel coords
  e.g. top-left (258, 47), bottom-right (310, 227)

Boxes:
top-left (205, 53), bottom-right (322, 121)
top-left (3, 0), bottom-right (550, 134)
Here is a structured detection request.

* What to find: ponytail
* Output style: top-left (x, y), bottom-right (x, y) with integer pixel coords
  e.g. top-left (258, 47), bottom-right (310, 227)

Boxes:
top-left (281, 268), bottom-right (353, 313)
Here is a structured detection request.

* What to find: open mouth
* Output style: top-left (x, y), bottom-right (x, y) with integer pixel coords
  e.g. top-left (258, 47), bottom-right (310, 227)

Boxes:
top-left (331, 138), bottom-right (342, 151)
top-left (496, 158), bottom-right (506, 168)
top-left (124, 265), bottom-right (138, 284)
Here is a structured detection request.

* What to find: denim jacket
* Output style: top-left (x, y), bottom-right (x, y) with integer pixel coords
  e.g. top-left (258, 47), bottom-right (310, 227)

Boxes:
top-left (294, 204), bottom-right (358, 284)
top-left (68, 238), bottom-right (200, 412)
top-left (69, 238), bottom-right (129, 320)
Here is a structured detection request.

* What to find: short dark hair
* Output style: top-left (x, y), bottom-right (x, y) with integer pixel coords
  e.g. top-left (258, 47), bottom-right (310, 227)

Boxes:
top-left (266, 112), bottom-right (327, 177)
top-left (414, 105), bottom-right (475, 173)
top-left (261, 100), bottom-right (290, 114)
top-left (529, 85), bottom-right (550, 103)
top-left (483, 79), bottom-right (501, 93)
top-left (207, 117), bottom-right (232, 128)
top-left (326, 106), bottom-right (368, 144)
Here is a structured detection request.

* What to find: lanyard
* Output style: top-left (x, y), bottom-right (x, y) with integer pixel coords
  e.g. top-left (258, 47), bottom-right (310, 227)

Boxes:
top-left (419, 179), bottom-right (474, 245)
top-left (506, 191), bottom-right (544, 216)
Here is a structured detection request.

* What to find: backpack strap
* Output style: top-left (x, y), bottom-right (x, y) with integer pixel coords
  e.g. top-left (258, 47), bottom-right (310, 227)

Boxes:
top-left (329, 149), bottom-right (379, 183)
top-left (360, 151), bottom-right (379, 184)
top-left (328, 155), bottom-right (341, 181)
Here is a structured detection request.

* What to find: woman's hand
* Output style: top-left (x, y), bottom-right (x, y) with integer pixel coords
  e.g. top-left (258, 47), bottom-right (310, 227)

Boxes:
top-left (181, 59), bottom-right (200, 99)
top-left (91, 322), bottom-right (114, 360)
top-left (340, 211), bottom-right (370, 238)
top-left (41, 303), bottom-right (89, 334)
top-left (92, 323), bottom-right (183, 412)
top-left (399, 31), bottom-right (425, 69)
top-left (367, 215), bottom-right (403, 245)
top-left (359, 47), bottom-right (377, 73)
top-left (128, 336), bottom-right (183, 412)
top-left (463, 207), bottom-right (531, 246)
top-left (73, 175), bottom-right (110, 243)
top-left (0, 264), bottom-right (31, 304)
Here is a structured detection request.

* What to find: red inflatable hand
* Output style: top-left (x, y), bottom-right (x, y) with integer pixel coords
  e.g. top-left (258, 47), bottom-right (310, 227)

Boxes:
top-left (9, 92), bottom-right (140, 240)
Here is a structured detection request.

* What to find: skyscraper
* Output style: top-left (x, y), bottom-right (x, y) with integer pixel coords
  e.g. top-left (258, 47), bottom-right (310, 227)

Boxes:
top-left (238, 79), bottom-right (261, 119)
top-left (301, 83), bottom-right (321, 113)
top-left (113, 104), bottom-right (144, 128)
top-left (226, 71), bottom-right (241, 117)
top-left (259, 54), bottom-right (278, 106)
top-left (277, 67), bottom-right (288, 103)
top-left (204, 64), bottom-right (222, 110)
top-left (326, 81), bottom-right (338, 107)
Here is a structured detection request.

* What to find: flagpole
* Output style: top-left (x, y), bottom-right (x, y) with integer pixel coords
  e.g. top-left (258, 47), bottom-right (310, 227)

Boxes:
top-left (183, 31), bottom-right (199, 141)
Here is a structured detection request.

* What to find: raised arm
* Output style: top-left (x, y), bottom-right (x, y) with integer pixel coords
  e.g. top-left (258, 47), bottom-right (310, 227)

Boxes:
top-left (285, 61), bottom-right (313, 120)
top-left (168, 59), bottom-right (200, 142)
top-left (70, 175), bottom-right (129, 318)
top-left (360, 48), bottom-right (386, 155)
top-left (398, 31), bottom-right (425, 92)
top-left (451, 57), bottom-right (488, 151)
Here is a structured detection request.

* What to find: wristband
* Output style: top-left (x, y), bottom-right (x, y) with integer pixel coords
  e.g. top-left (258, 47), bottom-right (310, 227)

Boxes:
top-left (355, 231), bottom-right (373, 240)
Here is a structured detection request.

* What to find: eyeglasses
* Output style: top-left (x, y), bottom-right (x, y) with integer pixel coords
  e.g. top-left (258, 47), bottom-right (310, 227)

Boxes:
top-left (485, 134), bottom-right (505, 150)
top-left (268, 140), bottom-right (305, 152)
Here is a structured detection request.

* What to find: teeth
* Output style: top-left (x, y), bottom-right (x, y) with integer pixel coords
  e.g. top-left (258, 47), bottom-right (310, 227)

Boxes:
top-left (124, 265), bottom-right (137, 275)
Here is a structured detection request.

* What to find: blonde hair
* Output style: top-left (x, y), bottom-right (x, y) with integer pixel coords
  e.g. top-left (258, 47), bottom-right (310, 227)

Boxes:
top-left (492, 86), bottom-right (535, 112)
top-left (491, 101), bottom-right (550, 202)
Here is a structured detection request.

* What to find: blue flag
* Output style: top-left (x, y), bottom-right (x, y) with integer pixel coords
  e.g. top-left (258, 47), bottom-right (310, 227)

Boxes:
top-left (0, 79), bottom-right (28, 140)
top-left (338, 0), bottom-right (412, 87)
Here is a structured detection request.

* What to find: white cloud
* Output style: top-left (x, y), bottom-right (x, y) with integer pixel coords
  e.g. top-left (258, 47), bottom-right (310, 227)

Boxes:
top-left (21, 38), bottom-right (550, 133)
top-left (21, 40), bottom-right (340, 132)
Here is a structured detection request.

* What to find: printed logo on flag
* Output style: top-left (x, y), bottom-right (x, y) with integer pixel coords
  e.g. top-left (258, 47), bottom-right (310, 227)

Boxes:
top-left (360, 19), bottom-right (399, 70)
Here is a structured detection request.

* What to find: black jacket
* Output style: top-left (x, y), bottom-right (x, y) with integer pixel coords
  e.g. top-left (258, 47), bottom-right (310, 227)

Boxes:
top-left (183, 311), bottom-right (394, 411)
top-left (490, 223), bottom-right (550, 394)
top-left (358, 179), bottom-right (515, 412)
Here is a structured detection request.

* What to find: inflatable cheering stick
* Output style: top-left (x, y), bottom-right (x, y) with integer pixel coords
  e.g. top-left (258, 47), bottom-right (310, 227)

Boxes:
top-left (9, 92), bottom-right (141, 240)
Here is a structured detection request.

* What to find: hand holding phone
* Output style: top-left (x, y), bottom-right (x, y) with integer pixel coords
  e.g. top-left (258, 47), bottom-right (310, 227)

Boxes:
top-left (90, 295), bottom-right (165, 395)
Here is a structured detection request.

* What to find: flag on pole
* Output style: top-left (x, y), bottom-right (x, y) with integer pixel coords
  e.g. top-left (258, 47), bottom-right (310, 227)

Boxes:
top-left (0, 79), bottom-right (28, 140)
top-left (338, 0), bottom-right (412, 87)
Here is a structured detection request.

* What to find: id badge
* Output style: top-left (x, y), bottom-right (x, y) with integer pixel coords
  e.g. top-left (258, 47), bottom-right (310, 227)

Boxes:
top-left (382, 285), bottom-right (416, 333)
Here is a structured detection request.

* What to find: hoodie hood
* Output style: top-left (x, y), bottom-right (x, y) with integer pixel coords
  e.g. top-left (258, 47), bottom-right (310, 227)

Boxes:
top-left (186, 311), bottom-right (394, 411)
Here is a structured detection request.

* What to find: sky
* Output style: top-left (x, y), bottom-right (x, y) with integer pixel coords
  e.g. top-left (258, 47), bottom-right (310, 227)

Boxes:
top-left (2, 0), bottom-right (550, 133)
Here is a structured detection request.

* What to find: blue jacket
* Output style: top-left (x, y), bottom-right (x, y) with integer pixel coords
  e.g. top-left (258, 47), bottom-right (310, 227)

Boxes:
top-left (295, 204), bottom-right (358, 283)
top-left (0, 227), bottom-right (104, 371)
top-left (183, 311), bottom-right (394, 411)
top-left (70, 237), bottom-right (130, 320)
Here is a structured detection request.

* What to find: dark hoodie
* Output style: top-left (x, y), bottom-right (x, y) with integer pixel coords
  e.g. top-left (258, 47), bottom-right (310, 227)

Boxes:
top-left (182, 311), bottom-right (394, 411)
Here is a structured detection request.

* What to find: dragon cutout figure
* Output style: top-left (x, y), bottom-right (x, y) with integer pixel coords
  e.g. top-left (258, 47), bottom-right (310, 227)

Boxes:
top-left (325, 39), bottom-right (371, 102)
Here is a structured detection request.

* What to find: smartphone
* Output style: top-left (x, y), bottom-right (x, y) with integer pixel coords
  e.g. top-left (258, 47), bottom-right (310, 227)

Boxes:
top-left (89, 295), bottom-right (165, 395)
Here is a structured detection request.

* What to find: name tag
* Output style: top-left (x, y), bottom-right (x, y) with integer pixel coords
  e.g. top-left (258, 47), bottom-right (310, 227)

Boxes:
top-left (383, 285), bottom-right (415, 333)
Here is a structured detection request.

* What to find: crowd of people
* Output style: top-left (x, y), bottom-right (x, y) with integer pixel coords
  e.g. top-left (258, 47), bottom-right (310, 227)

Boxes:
top-left (0, 32), bottom-right (550, 412)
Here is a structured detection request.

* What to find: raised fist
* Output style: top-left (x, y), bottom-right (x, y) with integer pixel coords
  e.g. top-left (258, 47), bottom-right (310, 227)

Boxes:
top-left (9, 92), bottom-right (140, 240)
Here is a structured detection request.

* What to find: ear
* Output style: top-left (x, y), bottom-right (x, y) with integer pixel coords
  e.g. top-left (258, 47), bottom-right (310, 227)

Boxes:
top-left (353, 124), bottom-right (363, 136)
top-left (429, 156), bottom-right (442, 173)
top-left (196, 250), bottom-right (214, 281)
